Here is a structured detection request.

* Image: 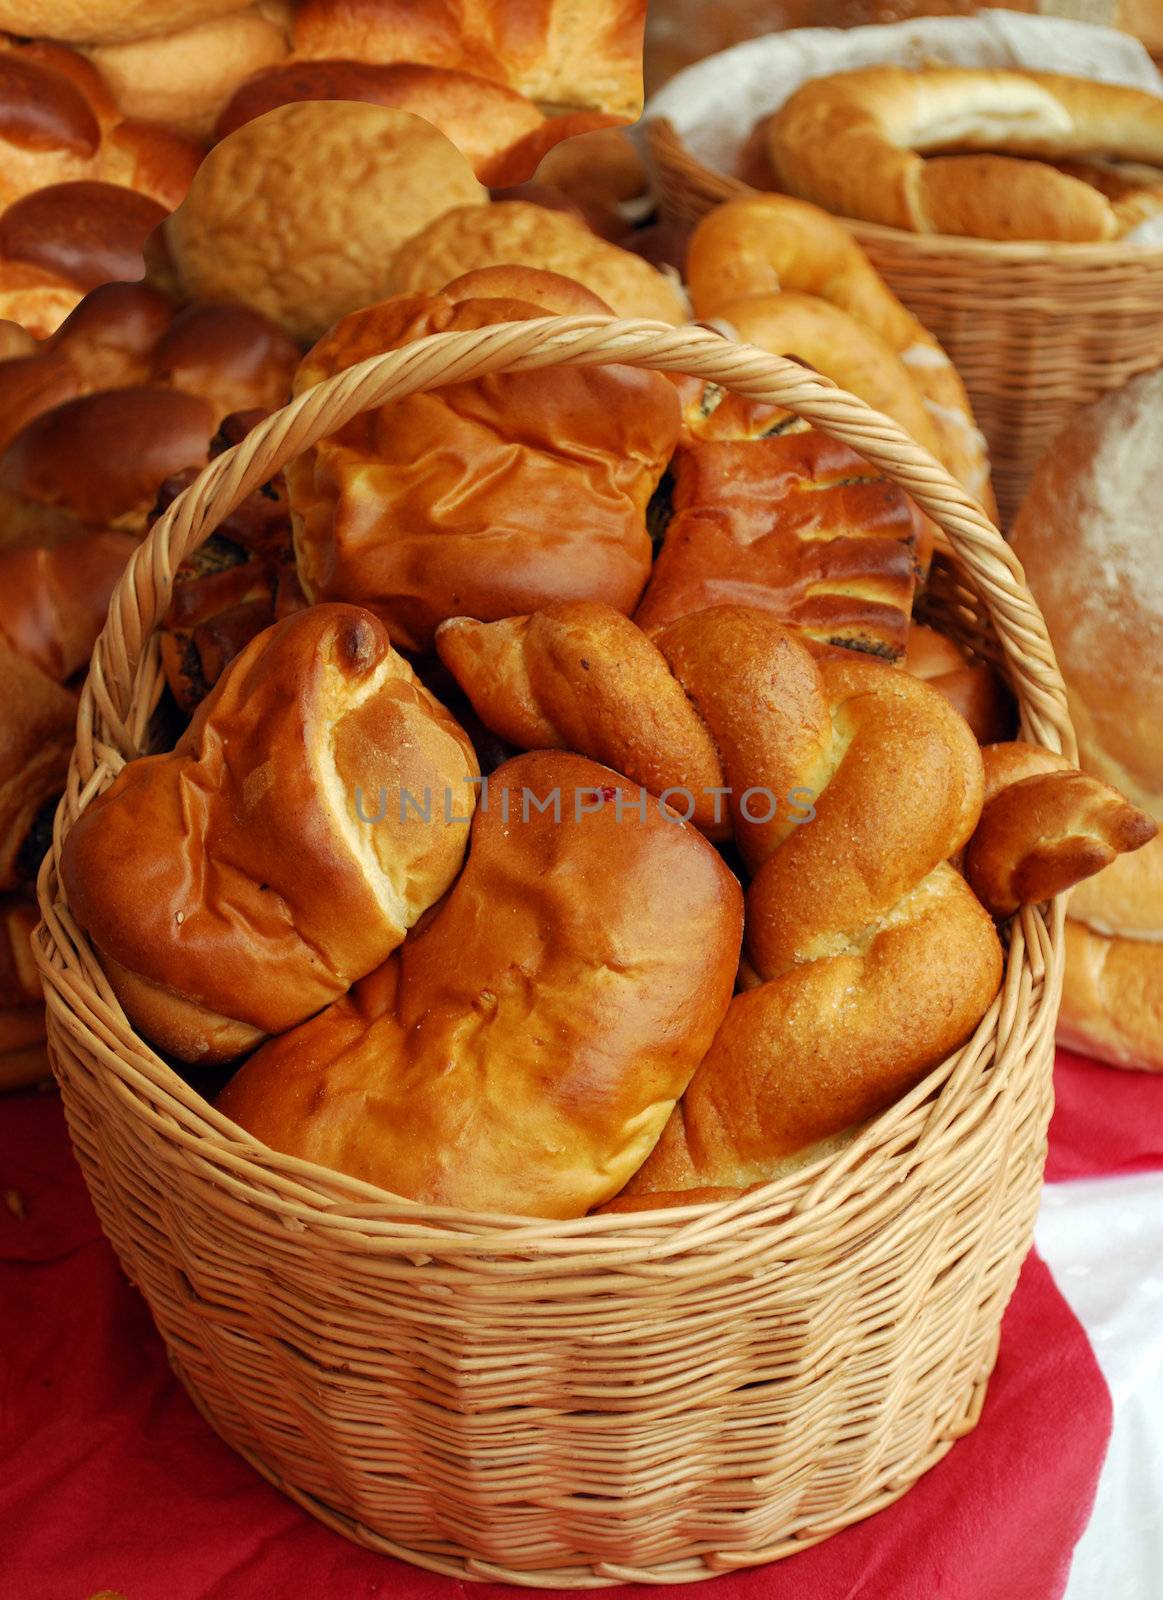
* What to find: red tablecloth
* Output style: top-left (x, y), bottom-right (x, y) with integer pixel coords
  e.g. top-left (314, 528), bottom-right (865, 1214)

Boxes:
top-left (6, 1047), bottom-right (1159, 1600)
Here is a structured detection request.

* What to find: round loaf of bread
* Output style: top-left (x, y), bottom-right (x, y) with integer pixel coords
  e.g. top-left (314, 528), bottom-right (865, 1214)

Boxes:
top-left (161, 102), bottom-right (488, 341)
top-left (1011, 367), bottom-right (1163, 1069)
top-left (387, 200), bottom-right (689, 324)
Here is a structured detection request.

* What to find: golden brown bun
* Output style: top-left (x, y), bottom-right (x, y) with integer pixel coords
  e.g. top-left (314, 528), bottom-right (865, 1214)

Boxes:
top-left (1010, 368), bottom-right (1163, 820)
top-left (0, 181), bottom-right (166, 295)
top-left (0, 385), bottom-right (214, 543)
top-left (387, 200), bottom-right (689, 324)
top-left (0, 39), bottom-right (200, 206)
top-left (215, 59), bottom-right (545, 180)
top-left (767, 67), bottom-right (1163, 242)
top-left (0, 642), bottom-right (75, 892)
top-left (1060, 917), bottom-right (1163, 1073)
top-left (606, 609), bottom-right (1002, 1204)
top-left (905, 624), bottom-right (1015, 745)
top-left (84, 3), bottom-right (292, 136)
top-left (965, 742), bottom-right (1156, 919)
top-left (60, 605), bottom-right (479, 1063)
top-left (634, 421), bottom-right (928, 663)
top-left (2, 0), bottom-right (255, 44)
top-left (436, 604), bottom-right (730, 837)
top-left (287, 280), bottom-right (681, 652)
top-left (0, 529), bottom-right (136, 680)
top-left (161, 102), bottom-right (486, 342)
top-left (686, 197), bottom-right (991, 505)
top-left (217, 750), bottom-right (743, 1217)
top-left (292, 0), bottom-right (648, 119)
top-left (0, 286), bottom-right (297, 545)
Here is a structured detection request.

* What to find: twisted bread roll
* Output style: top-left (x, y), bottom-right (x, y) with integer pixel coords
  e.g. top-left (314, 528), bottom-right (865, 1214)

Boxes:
top-left (0, 39), bottom-right (202, 333)
top-left (634, 410), bottom-right (929, 661)
top-left (386, 201), bottom-right (689, 325)
top-left (686, 197), bottom-right (991, 506)
top-left (291, 0), bottom-right (648, 120)
top-left (61, 605), bottom-right (480, 1063)
top-left (767, 67), bottom-right (1163, 242)
top-left (904, 624), bottom-right (1014, 746)
top-left (287, 272), bottom-right (681, 653)
top-left (0, 284), bottom-right (298, 547)
top-left (964, 742), bottom-right (1156, 919)
top-left (218, 750), bottom-right (743, 1217)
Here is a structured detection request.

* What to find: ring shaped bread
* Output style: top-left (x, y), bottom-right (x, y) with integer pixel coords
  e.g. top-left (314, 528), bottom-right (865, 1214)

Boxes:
top-left (766, 67), bottom-right (1163, 243)
top-left (686, 196), bottom-right (991, 504)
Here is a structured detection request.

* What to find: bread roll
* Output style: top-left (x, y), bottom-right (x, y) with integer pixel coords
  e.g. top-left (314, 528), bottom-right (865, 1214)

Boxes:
top-left (84, 3), bottom-right (292, 135)
top-left (0, 529), bottom-right (137, 680)
top-left (387, 200), bottom-right (689, 324)
top-left (61, 604), bottom-right (480, 1063)
top-left (217, 750), bottom-right (743, 1217)
top-left (0, 288), bottom-right (298, 546)
top-left (215, 59), bottom-right (546, 180)
top-left (634, 417), bottom-right (928, 662)
top-left (766, 67), bottom-right (1163, 242)
top-left (685, 197), bottom-right (991, 506)
top-left (287, 274), bottom-right (682, 652)
top-left (0, 895), bottom-right (48, 1092)
top-left (292, 0), bottom-right (648, 120)
top-left (1011, 368), bottom-right (1163, 1069)
top-left (160, 102), bottom-right (488, 342)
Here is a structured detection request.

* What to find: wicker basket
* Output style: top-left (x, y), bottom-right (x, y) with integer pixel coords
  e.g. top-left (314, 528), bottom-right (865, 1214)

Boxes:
top-left (35, 317), bottom-right (1072, 1587)
top-left (647, 116), bottom-right (1163, 526)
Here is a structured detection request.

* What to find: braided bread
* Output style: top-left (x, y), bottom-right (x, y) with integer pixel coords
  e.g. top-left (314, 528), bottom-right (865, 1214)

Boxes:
top-left (686, 196), bottom-right (991, 507)
top-left (60, 605), bottom-right (480, 1063)
top-left (217, 750), bottom-right (743, 1218)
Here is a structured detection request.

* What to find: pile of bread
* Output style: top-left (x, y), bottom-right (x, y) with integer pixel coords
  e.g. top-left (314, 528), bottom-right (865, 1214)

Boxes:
top-left (0, 0), bottom-right (651, 337)
top-left (743, 64), bottom-right (1163, 243)
top-left (16, 232), bottom-right (1143, 1214)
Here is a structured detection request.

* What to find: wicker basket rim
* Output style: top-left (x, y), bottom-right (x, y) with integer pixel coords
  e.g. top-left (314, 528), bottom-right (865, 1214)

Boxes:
top-left (34, 314), bottom-right (1071, 1248)
top-left (647, 116), bottom-right (1163, 265)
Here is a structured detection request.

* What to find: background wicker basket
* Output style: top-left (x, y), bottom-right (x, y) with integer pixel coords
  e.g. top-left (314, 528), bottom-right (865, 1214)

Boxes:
top-left (35, 318), bottom-right (1072, 1586)
top-left (647, 116), bottom-right (1163, 526)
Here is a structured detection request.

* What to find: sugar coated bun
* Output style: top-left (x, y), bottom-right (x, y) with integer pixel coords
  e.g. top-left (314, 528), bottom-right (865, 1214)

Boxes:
top-left (84, 2), bottom-right (292, 136)
top-left (1012, 368), bottom-right (1163, 1069)
top-left (161, 102), bottom-right (487, 342)
top-left (388, 200), bottom-right (689, 324)
top-left (0, 0), bottom-right (255, 45)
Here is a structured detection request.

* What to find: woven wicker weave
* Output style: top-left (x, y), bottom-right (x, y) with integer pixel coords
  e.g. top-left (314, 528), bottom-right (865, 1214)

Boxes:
top-left (647, 116), bottom-right (1163, 526)
top-left (35, 318), bottom-right (1071, 1586)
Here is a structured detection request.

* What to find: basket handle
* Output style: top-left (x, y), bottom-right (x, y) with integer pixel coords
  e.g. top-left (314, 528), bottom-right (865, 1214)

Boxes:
top-left (67, 314), bottom-right (1075, 820)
